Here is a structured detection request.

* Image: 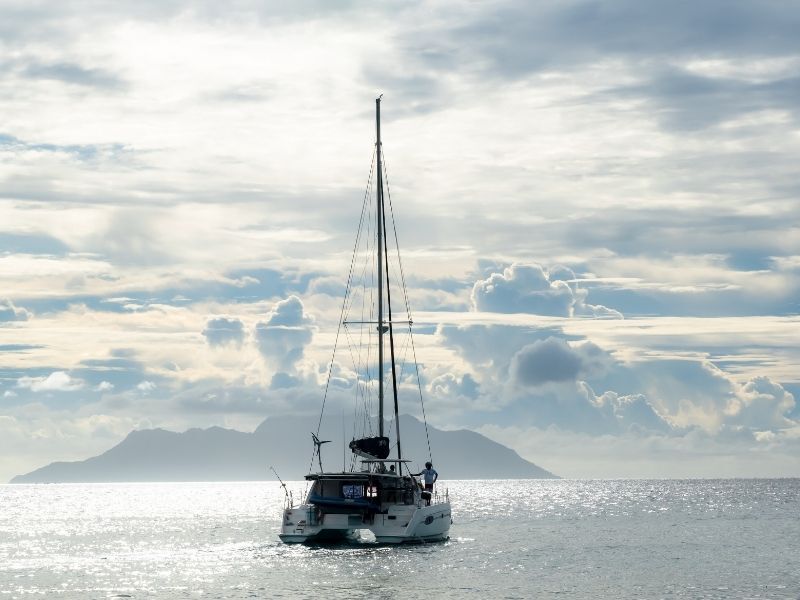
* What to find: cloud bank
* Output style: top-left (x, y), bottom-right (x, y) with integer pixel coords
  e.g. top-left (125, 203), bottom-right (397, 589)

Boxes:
top-left (1, 0), bottom-right (798, 481)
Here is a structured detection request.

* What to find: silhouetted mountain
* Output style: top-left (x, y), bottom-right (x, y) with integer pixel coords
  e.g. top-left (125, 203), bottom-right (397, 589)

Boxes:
top-left (10, 415), bottom-right (557, 483)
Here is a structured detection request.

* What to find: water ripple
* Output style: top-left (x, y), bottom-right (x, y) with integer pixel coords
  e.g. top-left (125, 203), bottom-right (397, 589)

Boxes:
top-left (1, 479), bottom-right (798, 598)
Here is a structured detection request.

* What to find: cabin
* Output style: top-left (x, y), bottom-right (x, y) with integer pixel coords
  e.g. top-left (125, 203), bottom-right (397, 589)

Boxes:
top-left (305, 466), bottom-right (420, 516)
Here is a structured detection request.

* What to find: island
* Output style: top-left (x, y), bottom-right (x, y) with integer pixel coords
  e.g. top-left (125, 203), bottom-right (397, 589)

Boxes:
top-left (10, 414), bottom-right (557, 483)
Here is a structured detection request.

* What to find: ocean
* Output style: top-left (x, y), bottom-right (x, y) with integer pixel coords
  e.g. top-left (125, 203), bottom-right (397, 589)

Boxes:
top-left (1, 479), bottom-right (798, 599)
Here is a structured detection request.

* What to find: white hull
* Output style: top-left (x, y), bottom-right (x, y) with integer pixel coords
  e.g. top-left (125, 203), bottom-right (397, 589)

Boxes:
top-left (280, 500), bottom-right (451, 545)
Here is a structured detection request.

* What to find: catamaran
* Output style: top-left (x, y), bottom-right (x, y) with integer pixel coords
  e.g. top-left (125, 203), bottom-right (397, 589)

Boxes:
top-left (278, 97), bottom-right (452, 544)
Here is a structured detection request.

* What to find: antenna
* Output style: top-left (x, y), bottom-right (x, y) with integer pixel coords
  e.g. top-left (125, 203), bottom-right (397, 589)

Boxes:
top-left (311, 432), bottom-right (331, 473)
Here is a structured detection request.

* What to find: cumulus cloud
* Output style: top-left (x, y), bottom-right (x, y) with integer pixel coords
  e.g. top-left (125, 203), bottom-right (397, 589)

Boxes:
top-left (440, 323), bottom-right (668, 433)
top-left (17, 371), bottom-right (83, 392)
top-left (439, 324), bottom-right (595, 389)
top-left (581, 384), bottom-right (673, 434)
top-left (202, 316), bottom-right (246, 347)
top-left (428, 372), bottom-right (479, 401)
top-left (629, 360), bottom-right (795, 433)
top-left (0, 299), bottom-right (31, 322)
top-left (472, 263), bottom-right (622, 318)
top-left (510, 337), bottom-right (584, 385)
top-left (726, 376), bottom-right (796, 431)
top-left (510, 336), bottom-right (612, 387)
top-left (321, 361), bottom-right (358, 390)
top-left (441, 321), bottom-right (797, 438)
top-left (254, 295), bottom-right (314, 371)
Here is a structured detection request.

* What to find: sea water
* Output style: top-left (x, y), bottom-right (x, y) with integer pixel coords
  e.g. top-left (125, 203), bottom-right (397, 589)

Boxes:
top-left (1, 479), bottom-right (798, 599)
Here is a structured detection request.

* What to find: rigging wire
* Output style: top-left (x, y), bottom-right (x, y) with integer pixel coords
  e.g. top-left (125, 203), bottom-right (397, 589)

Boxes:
top-left (381, 166), bottom-right (404, 465)
top-left (382, 153), bottom-right (434, 464)
top-left (349, 178), bottom-right (378, 443)
top-left (310, 140), bottom-right (434, 472)
top-left (311, 147), bottom-right (376, 474)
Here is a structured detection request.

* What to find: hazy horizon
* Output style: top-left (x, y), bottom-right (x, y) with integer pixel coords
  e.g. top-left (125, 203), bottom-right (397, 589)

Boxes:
top-left (1, 1), bottom-right (799, 483)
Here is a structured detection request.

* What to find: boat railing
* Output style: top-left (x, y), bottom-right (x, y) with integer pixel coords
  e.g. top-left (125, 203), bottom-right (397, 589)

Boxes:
top-left (429, 486), bottom-right (449, 506)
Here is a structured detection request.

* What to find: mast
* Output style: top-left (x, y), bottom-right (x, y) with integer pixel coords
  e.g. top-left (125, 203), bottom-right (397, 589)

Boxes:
top-left (383, 205), bottom-right (403, 462)
top-left (377, 96), bottom-right (401, 463)
top-left (375, 96), bottom-right (384, 438)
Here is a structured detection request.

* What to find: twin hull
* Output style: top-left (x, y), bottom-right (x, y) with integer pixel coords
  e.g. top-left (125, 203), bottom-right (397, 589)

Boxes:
top-left (280, 472), bottom-right (451, 544)
top-left (280, 501), bottom-right (451, 544)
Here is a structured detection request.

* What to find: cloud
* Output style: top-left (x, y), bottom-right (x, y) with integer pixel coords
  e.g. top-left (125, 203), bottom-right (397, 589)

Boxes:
top-left (472, 263), bottom-right (621, 318)
top-left (508, 335), bottom-right (612, 389)
top-left (0, 231), bottom-right (70, 255)
top-left (72, 351), bottom-right (150, 392)
top-left (91, 209), bottom-right (172, 266)
top-left (440, 322), bottom-right (669, 433)
top-left (472, 263), bottom-right (571, 315)
top-left (137, 381), bottom-right (156, 393)
top-left (270, 372), bottom-right (302, 390)
top-left (307, 276), bottom-right (347, 298)
top-left (202, 316), bottom-right (246, 347)
top-left (0, 0), bottom-right (798, 480)
top-left (479, 423), bottom-right (800, 479)
top-left (420, 0), bottom-right (800, 80)
top-left (21, 61), bottom-right (124, 89)
top-left (428, 372), bottom-right (479, 401)
top-left (605, 67), bottom-right (800, 132)
top-left (0, 299), bottom-right (31, 322)
top-left (582, 384), bottom-right (673, 434)
top-left (440, 323), bottom-right (585, 380)
top-left (440, 321), bottom-right (797, 438)
top-left (17, 371), bottom-right (83, 392)
top-left (254, 295), bottom-right (314, 371)
top-left (510, 337), bottom-right (587, 385)
top-left (726, 376), bottom-right (796, 431)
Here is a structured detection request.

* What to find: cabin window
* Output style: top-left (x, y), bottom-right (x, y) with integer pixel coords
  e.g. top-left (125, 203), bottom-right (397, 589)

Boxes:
top-left (342, 484), bottom-right (365, 499)
top-left (317, 480), bottom-right (342, 497)
top-left (366, 485), bottom-right (379, 499)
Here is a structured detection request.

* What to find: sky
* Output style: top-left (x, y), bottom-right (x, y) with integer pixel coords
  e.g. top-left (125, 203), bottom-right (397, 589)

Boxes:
top-left (1, 0), bottom-right (799, 482)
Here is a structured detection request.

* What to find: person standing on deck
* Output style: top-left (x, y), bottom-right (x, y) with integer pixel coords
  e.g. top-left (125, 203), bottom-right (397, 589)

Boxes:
top-left (413, 462), bottom-right (438, 494)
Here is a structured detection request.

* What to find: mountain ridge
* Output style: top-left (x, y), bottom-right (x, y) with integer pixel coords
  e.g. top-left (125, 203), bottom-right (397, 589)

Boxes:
top-left (10, 414), bottom-right (557, 483)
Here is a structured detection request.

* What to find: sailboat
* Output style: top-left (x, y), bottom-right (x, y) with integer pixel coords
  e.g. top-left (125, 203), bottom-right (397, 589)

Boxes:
top-left (278, 97), bottom-right (452, 544)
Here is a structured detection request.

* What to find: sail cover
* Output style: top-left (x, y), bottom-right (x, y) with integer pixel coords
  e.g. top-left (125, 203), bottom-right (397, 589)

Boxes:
top-left (349, 436), bottom-right (390, 460)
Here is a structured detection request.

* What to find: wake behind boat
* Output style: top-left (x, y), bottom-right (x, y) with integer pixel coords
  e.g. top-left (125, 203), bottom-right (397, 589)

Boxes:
top-left (278, 97), bottom-right (452, 544)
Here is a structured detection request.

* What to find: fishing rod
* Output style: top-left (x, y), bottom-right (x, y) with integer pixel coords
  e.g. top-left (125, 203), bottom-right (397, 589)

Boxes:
top-left (270, 466), bottom-right (292, 507)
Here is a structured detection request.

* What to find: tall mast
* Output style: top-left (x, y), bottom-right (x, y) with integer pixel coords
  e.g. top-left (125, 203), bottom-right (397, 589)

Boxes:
top-left (375, 96), bottom-right (384, 438)
top-left (383, 203), bottom-right (403, 462)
